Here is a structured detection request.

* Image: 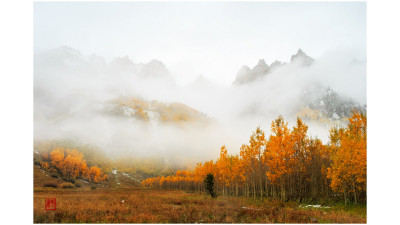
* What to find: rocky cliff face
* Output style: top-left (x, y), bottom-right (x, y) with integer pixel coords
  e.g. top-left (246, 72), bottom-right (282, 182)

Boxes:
top-left (299, 85), bottom-right (366, 121)
top-left (290, 49), bottom-right (315, 66)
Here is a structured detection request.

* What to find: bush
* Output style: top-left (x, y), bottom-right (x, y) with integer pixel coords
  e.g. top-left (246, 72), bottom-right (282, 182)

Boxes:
top-left (74, 181), bottom-right (82, 187)
top-left (62, 183), bottom-right (74, 188)
top-left (44, 182), bottom-right (58, 188)
top-left (34, 159), bottom-right (42, 166)
top-left (50, 172), bottom-right (60, 178)
top-left (91, 185), bottom-right (97, 190)
top-left (62, 177), bottom-right (75, 183)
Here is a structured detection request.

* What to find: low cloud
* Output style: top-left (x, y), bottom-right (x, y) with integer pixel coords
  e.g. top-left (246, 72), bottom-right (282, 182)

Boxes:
top-left (34, 46), bottom-right (366, 165)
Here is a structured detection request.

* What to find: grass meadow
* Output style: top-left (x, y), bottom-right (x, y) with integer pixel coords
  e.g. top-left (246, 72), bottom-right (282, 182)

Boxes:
top-left (34, 188), bottom-right (366, 223)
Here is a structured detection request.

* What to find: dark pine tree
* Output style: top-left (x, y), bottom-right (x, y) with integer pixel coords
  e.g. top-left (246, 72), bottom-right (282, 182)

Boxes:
top-left (204, 173), bottom-right (217, 198)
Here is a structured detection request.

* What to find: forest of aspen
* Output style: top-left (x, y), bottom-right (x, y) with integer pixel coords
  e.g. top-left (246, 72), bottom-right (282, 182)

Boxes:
top-left (34, 111), bottom-right (366, 223)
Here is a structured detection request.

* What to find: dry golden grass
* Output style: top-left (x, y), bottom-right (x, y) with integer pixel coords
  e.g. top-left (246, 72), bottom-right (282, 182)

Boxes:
top-left (34, 188), bottom-right (366, 223)
top-left (34, 159), bottom-right (365, 223)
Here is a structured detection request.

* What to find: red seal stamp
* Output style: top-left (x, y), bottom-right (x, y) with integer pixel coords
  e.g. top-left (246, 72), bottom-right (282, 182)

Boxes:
top-left (45, 198), bottom-right (56, 210)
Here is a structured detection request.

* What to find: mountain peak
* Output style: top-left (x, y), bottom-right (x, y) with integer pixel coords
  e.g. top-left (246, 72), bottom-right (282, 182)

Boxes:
top-left (290, 49), bottom-right (314, 66)
top-left (233, 65), bottom-right (254, 85)
top-left (139, 59), bottom-right (173, 82)
top-left (239, 65), bottom-right (252, 73)
top-left (257, 59), bottom-right (267, 66)
top-left (110, 55), bottom-right (135, 69)
top-left (232, 49), bottom-right (315, 85)
top-left (58, 45), bottom-right (82, 55)
top-left (252, 59), bottom-right (269, 74)
top-left (37, 45), bottom-right (87, 67)
top-left (270, 60), bottom-right (284, 71)
top-left (147, 59), bottom-right (166, 68)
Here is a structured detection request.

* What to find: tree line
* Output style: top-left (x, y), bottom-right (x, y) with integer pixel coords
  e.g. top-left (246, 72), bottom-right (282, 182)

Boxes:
top-left (142, 112), bottom-right (366, 205)
top-left (39, 148), bottom-right (109, 183)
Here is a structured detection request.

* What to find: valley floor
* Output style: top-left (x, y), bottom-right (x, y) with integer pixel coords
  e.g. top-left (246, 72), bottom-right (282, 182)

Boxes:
top-left (33, 188), bottom-right (366, 223)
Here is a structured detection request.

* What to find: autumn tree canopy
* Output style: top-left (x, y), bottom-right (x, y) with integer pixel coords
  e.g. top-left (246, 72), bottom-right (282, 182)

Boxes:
top-left (142, 112), bottom-right (367, 205)
top-left (41, 148), bottom-right (108, 183)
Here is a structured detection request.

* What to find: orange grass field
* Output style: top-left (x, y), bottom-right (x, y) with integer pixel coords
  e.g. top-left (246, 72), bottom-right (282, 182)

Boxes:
top-left (34, 188), bottom-right (366, 223)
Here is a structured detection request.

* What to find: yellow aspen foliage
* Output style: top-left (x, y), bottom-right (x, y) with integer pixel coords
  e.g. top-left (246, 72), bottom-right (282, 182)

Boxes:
top-left (142, 113), bottom-right (366, 204)
top-left (265, 116), bottom-right (293, 184)
top-left (43, 147), bottom-right (108, 183)
top-left (40, 161), bottom-right (49, 170)
top-left (327, 111), bottom-right (366, 204)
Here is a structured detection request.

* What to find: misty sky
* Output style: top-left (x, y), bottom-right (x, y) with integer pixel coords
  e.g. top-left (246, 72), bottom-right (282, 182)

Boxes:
top-left (34, 1), bottom-right (366, 86)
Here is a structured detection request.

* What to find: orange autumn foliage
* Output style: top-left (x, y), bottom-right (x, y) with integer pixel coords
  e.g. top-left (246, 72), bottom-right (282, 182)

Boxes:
top-left (264, 116), bottom-right (294, 185)
top-left (327, 112), bottom-right (366, 204)
top-left (44, 148), bottom-right (108, 183)
top-left (142, 112), bottom-right (366, 204)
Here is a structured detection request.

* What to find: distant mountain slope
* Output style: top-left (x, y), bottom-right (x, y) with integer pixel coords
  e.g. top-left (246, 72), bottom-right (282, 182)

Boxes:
top-left (110, 56), bottom-right (174, 82)
top-left (106, 97), bottom-right (210, 125)
top-left (295, 86), bottom-right (366, 126)
top-left (231, 48), bottom-right (364, 125)
top-left (301, 86), bottom-right (366, 119)
top-left (35, 46), bottom-right (175, 84)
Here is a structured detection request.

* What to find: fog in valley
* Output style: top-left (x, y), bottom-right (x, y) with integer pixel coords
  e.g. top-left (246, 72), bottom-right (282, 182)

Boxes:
top-left (34, 2), bottom-right (366, 167)
top-left (34, 46), bottom-right (366, 165)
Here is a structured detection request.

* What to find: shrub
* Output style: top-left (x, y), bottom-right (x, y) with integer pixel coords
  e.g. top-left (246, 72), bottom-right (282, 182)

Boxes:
top-left (74, 181), bottom-right (82, 187)
top-left (62, 177), bottom-right (75, 184)
top-left (34, 159), bottom-right (42, 166)
top-left (43, 182), bottom-right (58, 188)
top-left (62, 183), bottom-right (74, 188)
top-left (91, 185), bottom-right (97, 190)
top-left (50, 172), bottom-right (60, 178)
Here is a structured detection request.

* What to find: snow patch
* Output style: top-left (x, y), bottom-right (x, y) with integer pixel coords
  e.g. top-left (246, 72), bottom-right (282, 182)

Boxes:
top-left (332, 112), bottom-right (339, 120)
top-left (299, 204), bottom-right (330, 209)
top-left (121, 106), bottom-right (135, 117)
top-left (147, 111), bottom-right (160, 121)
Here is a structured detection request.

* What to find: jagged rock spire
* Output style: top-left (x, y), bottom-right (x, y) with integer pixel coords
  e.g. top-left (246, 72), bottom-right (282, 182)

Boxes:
top-left (290, 48), bottom-right (314, 66)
